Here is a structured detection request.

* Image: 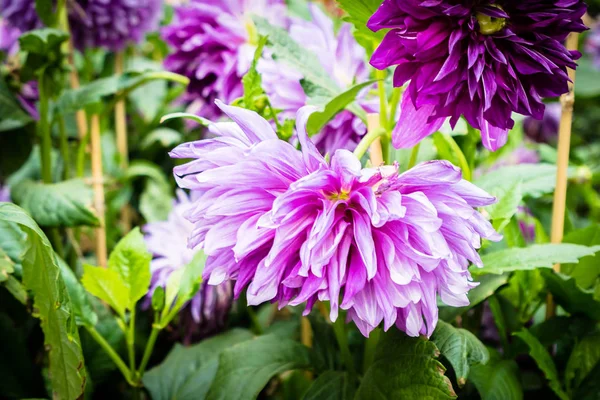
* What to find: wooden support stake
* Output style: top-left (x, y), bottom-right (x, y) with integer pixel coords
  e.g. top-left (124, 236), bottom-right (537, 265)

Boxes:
top-left (90, 114), bottom-right (107, 267)
top-left (114, 51), bottom-right (132, 232)
top-left (367, 113), bottom-right (384, 166)
top-left (546, 32), bottom-right (580, 319)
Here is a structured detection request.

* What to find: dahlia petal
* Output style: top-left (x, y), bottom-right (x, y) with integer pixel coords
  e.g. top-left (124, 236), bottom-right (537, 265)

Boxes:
top-left (392, 89), bottom-right (446, 148)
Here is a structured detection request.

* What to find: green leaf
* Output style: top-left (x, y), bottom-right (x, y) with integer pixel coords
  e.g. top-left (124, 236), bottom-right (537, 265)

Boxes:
top-left (439, 274), bottom-right (509, 320)
top-left (469, 355), bottom-right (523, 400)
top-left (253, 16), bottom-right (340, 96)
top-left (161, 251), bottom-right (207, 323)
top-left (0, 248), bottom-right (27, 304)
top-left (242, 36), bottom-right (268, 110)
top-left (513, 329), bottom-right (568, 400)
top-left (0, 77), bottom-right (34, 132)
top-left (473, 244), bottom-right (600, 276)
top-left (562, 224), bottom-right (600, 289)
top-left (431, 321), bottom-right (489, 387)
top-left (107, 227), bottom-right (152, 307)
top-left (143, 329), bottom-right (254, 400)
top-left (0, 203), bottom-right (86, 399)
top-left (285, 0), bottom-right (311, 20)
top-left (81, 264), bottom-right (129, 318)
top-left (543, 271), bottom-right (600, 320)
top-left (483, 181), bottom-right (523, 232)
top-left (7, 146), bottom-right (63, 186)
top-left (139, 179), bottom-right (173, 223)
top-left (58, 258), bottom-right (98, 328)
top-left (56, 71), bottom-right (189, 115)
top-left (575, 55), bottom-right (600, 98)
top-left (11, 179), bottom-right (100, 227)
top-left (126, 58), bottom-right (169, 122)
top-left (474, 163), bottom-right (573, 199)
top-left (336, 0), bottom-right (385, 55)
top-left (160, 112), bottom-right (211, 126)
top-left (302, 371), bottom-right (350, 400)
top-left (18, 28), bottom-right (68, 54)
top-left (206, 334), bottom-right (313, 400)
top-left (35, 0), bottom-right (56, 27)
top-left (565, 333), bottom-right (600, 392)
top-left (306, 80), bottom-right (377, 135)
top-left (140, 128), bottom-right (183, 150)
top-left (356, 330), bottom-right (456, 400)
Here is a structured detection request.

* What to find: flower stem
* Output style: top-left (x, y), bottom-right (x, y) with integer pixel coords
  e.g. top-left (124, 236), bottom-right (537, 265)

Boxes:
top-left (547, 31), bottom-right (580, 319)
top-left (127, 307), bottom-right (136, 372)
top-left (363, 327), bottom-right (380, 373)
top-left (387, 88), bottom-right (402, 131)
top-left (354, 127), bottom-right (386, 160)
top-left (247, 306), bottom-right (264, 335)
top-left (407, 143), bottom-right (421, 169)
top-left (332, 314), bottom-right (357, 385)
top-left (375, 70), bottom-right (388, 129)
top-left (85, 326), bottom-right (135, 386)
top-left (38, 75), bottom-right (52, 184)
top-left (137, 325), bottom-right (160, 380)
top-left (58, 116), bottom-right (71, 180)
top-left (367, 114), bottom-right (384, 165)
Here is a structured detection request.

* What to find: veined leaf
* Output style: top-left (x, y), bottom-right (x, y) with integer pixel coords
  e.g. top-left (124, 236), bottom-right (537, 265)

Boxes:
top-left (469, 355), bottom-right (523, 400)
top-left (565, 333), bottom-right (600, 393)
top-left (302, 371), bottom-right (350, 400)
top-left (206, 334), bottom-right (313, 400)
top-left (562, 224), bottom-right (600, 290)
top-left (143, 329), bottom-right (254, 400)
top-left (483, 181), bottom-right (523, 232)
top-left (11, 179), bottom-right (100, 227)
top-left (0, 203), bottom-right (86, 399)
top-left (59, 258), bottom-right (98, 328)
top-left (543, 271), bottom-right (600, 320)
top-left (431, 321), bottom-right (489, 387)
top-left (336, 0), bottom-right (385, 55)
top-left (356, 330), bottom-right (456, 399)
top-left (473, 244), bottom-right (600, 276)
top-left (82, 265), bottom-right (129, 319)
top-left (514, 330), bottom-right (568, 400)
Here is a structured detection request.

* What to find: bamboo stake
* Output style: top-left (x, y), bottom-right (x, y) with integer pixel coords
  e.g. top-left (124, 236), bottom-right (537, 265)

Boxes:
top-left (114, 51), bottom-right (132, 232)
top-left (90, 114), bottom-right (107, 267)
top-left (367, 113), bottom-right (384, 166)
top-left (546, 32), bottom-right (580, 319)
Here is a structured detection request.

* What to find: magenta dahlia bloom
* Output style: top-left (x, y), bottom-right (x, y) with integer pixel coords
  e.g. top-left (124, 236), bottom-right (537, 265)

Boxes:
top-left (144, 190), bottom-right (232, 338)
top-left (162, 0), bottom-right (287, 118)
top-left (523, 102), bottom-right (561, 144)
top-left (586, 23), bottom-right (600, 69)
top-left (0, 0), bottom-right (161, 51)
top-left (171, 100), bottom-right (501, 337)
top-left (369, 0), bottom-right (587, 151)
top-left (258, 4), bottom-right (373, 154)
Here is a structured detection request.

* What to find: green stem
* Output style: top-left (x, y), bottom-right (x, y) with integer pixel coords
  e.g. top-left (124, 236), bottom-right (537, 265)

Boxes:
top-left (332, 314), bottom-right (357, 385)
top-left (58, 116), bottom-right (71, 179)
top-left (445, 134), bottom-right (472, 181)
top-left (137, 325), bottom-right (160, 380)
top-left (247, 307), bottom-right (264, 335)
top-left (127, 308), bottom-right (136, 372)
top-left (375, 70), bottom-right (388, 130)
top-left (38, 76), bottom-right (52, 184)
top-left (388, 88), bottom-right (402, 131)
top-left (407, 143), bottom-right (421, 169)
top-left (76, 122), bottom-right (89, 178)
top-left (363, 328), bottom-right (380, 374)
top-left (353, 128), bottom-right (386, 160)
top-left (85, 326), bottom-right (135, 386)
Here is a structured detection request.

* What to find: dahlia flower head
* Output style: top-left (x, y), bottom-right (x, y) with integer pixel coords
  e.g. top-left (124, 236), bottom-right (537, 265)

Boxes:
top-left (144, 190), bottom-right (232, 337)
top-left (0, 0), bottom-right (161, 51)
top-left (162, 0), bottom-right (287, 118)
top-left (258, 4), bottom-right (373, 154)
top-left (523, 102), bottom-right (561, 144)
top-left (586, 23), bottom-right (600, 69)
top-left (170, 100), bottom-right (501, 337)
top-left (0, 18), bottom-right (20, 54)
top-left (368, 0), bottom-right (587, 151)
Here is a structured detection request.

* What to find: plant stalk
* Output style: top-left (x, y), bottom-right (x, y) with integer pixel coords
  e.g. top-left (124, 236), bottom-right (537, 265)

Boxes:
top-left (90, 114), bottom-right (107, 267)
top-left (407, 143), bottom-right (421, 169)
top-left (367, 113), bottom-right (384, 166)
top-left (375, 70), bottom-right (388, 130)
top-left (127, 307), bottom-right (136, 372)
top-left (38, 75), bottom-right (52, 184)
top-left (332, 313), bottom-right (357, 385)
top-left (115, 51), bottom-right (132, 232)
top-left (137, 325), bottom-right (160, 381)
top-left (546, 32), bottom-right (580, 319)
top-left (85, 326), bottom-right (134, 386)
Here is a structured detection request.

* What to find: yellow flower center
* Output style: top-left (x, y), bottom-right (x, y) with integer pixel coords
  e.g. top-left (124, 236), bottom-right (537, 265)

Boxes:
top-left (327, 190), bottom-right (350, 201)
top-left (476, 5), bottom-right (507, 35)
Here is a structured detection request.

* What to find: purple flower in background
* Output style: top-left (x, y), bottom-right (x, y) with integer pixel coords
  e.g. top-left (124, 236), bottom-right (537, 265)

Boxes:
top-left (586, 23), bottom-right (600, 69)
top-left (368, 0), bottom-right (587, 151)
top-left (259, 4), bottom-right (373, 154)
top-left (0, 185), bottom-right (10, 202)
top-left (517, 206), bottom-right (536, 243)
top-left (474, 145), bottom-right (539, 179)
top-left (16, 80), bottom-right (39, 120)
top-left (0, 18), bottom-right (21, 54)
top-left (523, 102), bottom-right (561, 144)
top-left (162, 0), bottom-right (287, 118)
top-left (0, 0), bottom-right (161, 51)
top-left (144, 190), bottom-right (232, 339)
top-left (171, 101), bottom-right (501, 337)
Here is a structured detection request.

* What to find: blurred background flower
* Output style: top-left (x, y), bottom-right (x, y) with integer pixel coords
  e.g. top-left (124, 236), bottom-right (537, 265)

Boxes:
top-left (144, 190), bottom-right (232, 342)
top-left (523, 102), bottom-right (561, 144)
top-left (0, 184), bottom-right (10, 202)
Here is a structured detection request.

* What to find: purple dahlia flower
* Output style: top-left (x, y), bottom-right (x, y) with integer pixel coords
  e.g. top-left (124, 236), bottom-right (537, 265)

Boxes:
top-left (523, 102), bottom-right (561, 144)
top-left (171, 100), bottom-right (501, 337)
top-left (0, 185), bottom-right (10, 202)
top-left (0, 18), bottom-right (21, 54)
top-left (517, 206), bottom-right (536, 243)
top-left (368, 0), bottom-right (587, 151)
top-left (144, 190), bottom-right (232, 339)
top-left (0, 0), bottom-right (161, 51)
top-left (162, 0), bottom-right (287, 118)
top-left (586, 23), bottom-right (600, 69)
top-left (258, 4), bottom-right (373, 154)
